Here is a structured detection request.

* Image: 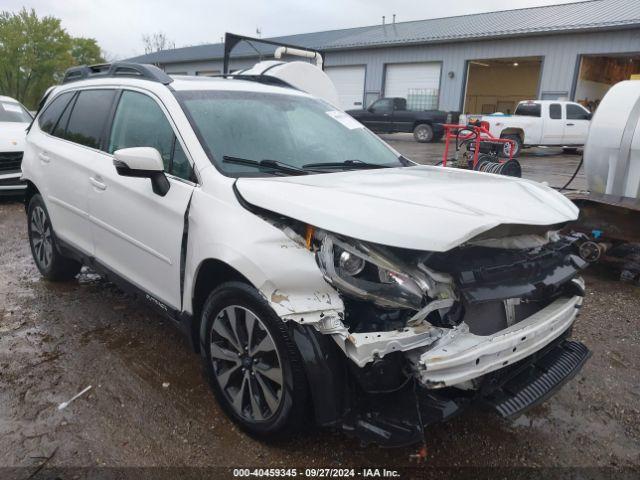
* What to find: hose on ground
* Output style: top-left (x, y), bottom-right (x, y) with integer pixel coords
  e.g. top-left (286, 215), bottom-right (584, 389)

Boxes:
top-left (557, 156), bottom-right (584, 191)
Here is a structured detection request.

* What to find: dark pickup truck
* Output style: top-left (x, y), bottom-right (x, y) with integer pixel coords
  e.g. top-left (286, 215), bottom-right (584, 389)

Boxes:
top-left (346, 97), bottom-right (454, 143)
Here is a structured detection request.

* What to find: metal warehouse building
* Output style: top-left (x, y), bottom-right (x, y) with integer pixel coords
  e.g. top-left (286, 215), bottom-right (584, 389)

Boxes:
top-left (129, 0), bottom-right (640, 114)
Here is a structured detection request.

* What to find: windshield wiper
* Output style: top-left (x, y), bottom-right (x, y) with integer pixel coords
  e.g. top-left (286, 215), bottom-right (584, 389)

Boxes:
top-left (222, 156), bottom-right (309, 175)
top-left (302, 159), bottom-right (394, 170)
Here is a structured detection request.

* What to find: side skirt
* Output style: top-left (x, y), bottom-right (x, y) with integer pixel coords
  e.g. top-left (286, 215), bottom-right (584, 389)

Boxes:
top-left (56, 238), bottom-right (194, 342)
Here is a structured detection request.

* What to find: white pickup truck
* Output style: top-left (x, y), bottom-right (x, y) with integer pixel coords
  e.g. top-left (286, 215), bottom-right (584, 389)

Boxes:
top-left (461, 100), bottom-right (592, 157)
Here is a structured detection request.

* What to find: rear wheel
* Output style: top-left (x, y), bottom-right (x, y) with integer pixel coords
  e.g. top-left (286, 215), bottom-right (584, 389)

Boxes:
top-left (413, 123), bottom-right (434, 143)
top-left (200, 282), bottom-right (308, 438)
top-left (27, 194), bottom-right (81, 281)
top-left (500, 134), bottom-right (522, 158)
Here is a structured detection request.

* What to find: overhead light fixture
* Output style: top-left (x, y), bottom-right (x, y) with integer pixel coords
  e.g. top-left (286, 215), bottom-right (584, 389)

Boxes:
top-left (470, 61), bottom-right (490, 67)
top-left (513, 62), bottom-right (519, 67)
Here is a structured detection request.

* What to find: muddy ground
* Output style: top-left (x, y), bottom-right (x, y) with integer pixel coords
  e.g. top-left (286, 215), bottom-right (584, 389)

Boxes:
top-left (0, 142), bottom-right (638, 477)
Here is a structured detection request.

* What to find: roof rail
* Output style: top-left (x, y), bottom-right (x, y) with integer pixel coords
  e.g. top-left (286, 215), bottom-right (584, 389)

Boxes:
top-left (62, 62), bottom-right (173, 85)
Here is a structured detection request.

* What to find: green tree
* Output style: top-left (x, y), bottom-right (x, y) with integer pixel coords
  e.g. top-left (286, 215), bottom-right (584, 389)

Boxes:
top-left (71, 37), bottom-right (104, 66)
top-left (0, 8), bottom-right (104, 109)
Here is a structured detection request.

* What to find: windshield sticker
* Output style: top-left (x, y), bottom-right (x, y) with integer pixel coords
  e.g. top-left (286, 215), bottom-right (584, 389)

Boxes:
top-left (325, 110), bottom-right (363, 130)
top-left (2, 103), bottom-right (23, 113)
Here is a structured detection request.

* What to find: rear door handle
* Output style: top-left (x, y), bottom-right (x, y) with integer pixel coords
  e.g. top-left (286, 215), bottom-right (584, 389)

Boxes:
top-left (38, 152), bottom-right (50, 163)
top-left (89, 176), bottom-right (107, 191)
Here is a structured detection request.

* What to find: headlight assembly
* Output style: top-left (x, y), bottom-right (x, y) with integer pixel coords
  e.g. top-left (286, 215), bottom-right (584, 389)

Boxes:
top-left (316, 234), bottom-right (425, 310)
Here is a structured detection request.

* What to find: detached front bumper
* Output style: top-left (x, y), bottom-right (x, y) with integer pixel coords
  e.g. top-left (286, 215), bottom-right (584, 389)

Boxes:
top-left (411, 294), bottom-right (583, 388)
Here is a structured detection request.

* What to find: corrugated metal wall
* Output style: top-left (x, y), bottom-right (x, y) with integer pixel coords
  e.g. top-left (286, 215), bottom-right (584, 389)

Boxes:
top-left (161, 29), bottom-right (640, 112)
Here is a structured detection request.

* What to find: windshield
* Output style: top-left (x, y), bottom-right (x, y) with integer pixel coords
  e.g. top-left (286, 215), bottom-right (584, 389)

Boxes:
top-left (0, 101), bottom-right (32, 123)
top-left (176, 90), bottom-right (403, 176)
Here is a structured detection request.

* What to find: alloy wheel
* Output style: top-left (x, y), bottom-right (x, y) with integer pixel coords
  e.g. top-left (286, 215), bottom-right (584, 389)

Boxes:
top-left (30, 206), bottom-right (53, 269)
top-left (210, 305), bottom-right (283, 422)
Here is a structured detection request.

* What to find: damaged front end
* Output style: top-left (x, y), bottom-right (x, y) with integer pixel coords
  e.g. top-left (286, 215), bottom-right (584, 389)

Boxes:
top-left (259, 210), bottom-right (590, 446)
top-left (310, 226), bottom-right (589, 445)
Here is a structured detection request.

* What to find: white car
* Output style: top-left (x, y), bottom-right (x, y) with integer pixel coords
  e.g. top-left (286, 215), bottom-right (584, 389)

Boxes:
top-left (462, 100), bottom-right (592, 157)
top-left (21, 63), bottom-right (590, 446)
top-left (0, 95), bottom-right (32, 196)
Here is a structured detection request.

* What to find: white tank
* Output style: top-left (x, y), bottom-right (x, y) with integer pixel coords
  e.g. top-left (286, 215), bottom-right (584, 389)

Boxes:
top-left (584, 80), bottom-right (640, 199)
top-left (238, 61), bottom-right (340, 108)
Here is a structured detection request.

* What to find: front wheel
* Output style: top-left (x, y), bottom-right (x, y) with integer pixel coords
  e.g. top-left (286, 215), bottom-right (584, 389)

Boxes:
top-left (413, 123), bottom-right (434, 143)
top-left (200, 282), bottom-right (309, 438)
top-left (27, 194), bottom-right (81, 281)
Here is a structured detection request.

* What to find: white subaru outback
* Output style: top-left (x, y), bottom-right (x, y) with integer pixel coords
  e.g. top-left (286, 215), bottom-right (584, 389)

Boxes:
top-left (22, 62), bottom-right (590, 446)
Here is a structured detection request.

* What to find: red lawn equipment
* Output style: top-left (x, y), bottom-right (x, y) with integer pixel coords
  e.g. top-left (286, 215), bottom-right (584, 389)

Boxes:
top-left (441, 120), bottom-right (522, 177)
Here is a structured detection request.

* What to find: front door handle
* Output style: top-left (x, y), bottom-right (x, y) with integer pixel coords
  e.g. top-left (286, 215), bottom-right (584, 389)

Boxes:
top-left (566, 123), bottom-right (575, 126)
top-left (38, 152), bottom-right (50, 163)
top-left (89, 176), bottom-right (107, 191)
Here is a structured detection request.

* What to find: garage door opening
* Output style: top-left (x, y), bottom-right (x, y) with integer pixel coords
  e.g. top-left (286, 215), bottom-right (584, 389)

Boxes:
top-left (575, 54), bottom-right (640, 110)
top-left (463, 57), bottom-right (542, 115)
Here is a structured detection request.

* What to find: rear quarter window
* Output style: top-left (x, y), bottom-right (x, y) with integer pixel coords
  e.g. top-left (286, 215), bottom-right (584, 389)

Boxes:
top-left (549, 103), bottom-right (562, 120)
top-left (38, 92), bottom-right (74, 134)
top-left (514, 103), bottom-right (541, 117)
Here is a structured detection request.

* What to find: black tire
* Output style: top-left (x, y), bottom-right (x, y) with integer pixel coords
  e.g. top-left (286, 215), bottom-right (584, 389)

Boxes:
top-left (500, 134), bottom-right (523, 158)
top-left (413, 123), bottom-right (434, 143)
top-left (200, 281), bottom-right (309, 438)
top-left (562, 147), bottom-right (579, 154)
top-left (27, 194), bottom-right (81, 281)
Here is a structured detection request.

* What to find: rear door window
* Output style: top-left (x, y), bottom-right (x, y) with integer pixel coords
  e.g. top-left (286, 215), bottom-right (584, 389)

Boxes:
top-left (514, 103), bottom-right (541, 117)
top-left (63, 89), bottom-right (116, 149)
top-left (566, 104), bottom-right (591, 120)
top-left (38, 92), bottom-right (74, 134)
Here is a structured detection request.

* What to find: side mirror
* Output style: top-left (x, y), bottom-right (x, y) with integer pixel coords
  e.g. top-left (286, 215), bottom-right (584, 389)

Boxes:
top-left (113, 147), bottom-right (170, 196)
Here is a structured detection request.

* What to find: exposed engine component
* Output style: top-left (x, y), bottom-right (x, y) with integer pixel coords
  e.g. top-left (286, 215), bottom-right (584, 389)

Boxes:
top-left (578, 240), bottom-right (608, 262)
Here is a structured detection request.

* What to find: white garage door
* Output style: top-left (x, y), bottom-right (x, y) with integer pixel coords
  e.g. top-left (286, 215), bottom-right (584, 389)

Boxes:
top-left (384, 63), bottom-right (441, 109)
top-left (324, 65), bottom-right (366, 110)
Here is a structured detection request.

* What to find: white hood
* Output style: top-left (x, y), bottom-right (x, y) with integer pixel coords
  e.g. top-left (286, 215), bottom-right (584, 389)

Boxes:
top-left (0, 122), bottom-right (28, 152)
top-left (235, 166), bottom-right (579, 252)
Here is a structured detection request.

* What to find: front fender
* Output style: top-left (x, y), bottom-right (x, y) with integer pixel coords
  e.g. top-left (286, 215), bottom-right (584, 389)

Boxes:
top-left (183, 187), bottom-right (343, 325)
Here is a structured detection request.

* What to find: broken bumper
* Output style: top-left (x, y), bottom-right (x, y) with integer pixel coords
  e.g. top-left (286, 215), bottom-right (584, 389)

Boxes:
top-left (343, 337), bottom-right (590, 447)
top-left (413, 294), bottom-right (583, 388)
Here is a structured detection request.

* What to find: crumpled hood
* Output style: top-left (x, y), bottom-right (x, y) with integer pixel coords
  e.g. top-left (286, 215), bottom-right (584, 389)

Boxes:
top-left (0, 122), bottom-right (28, 151)
top-left (235, 166), bottom-right (578, 252)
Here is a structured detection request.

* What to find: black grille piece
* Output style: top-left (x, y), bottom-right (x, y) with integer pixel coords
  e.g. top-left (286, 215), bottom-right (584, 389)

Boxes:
top-left (0, 151), bottom-right (23, 173)
top-left (485, 340), bottom-right (590, 418)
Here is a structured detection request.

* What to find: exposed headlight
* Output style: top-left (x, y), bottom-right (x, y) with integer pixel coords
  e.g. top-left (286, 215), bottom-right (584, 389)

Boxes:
top-left (338, 250), bottom-right (366, 276)
top-left (316, 234), bottom-right (425, 310)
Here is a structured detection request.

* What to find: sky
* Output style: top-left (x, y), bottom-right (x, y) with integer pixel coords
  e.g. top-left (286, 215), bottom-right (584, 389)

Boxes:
top-left (3, 0), bottom-right (586, 59)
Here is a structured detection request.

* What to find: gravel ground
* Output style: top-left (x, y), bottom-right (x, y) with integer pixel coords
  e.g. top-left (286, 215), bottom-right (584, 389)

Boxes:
top-left (0, 142), bottom-right (638, 477)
